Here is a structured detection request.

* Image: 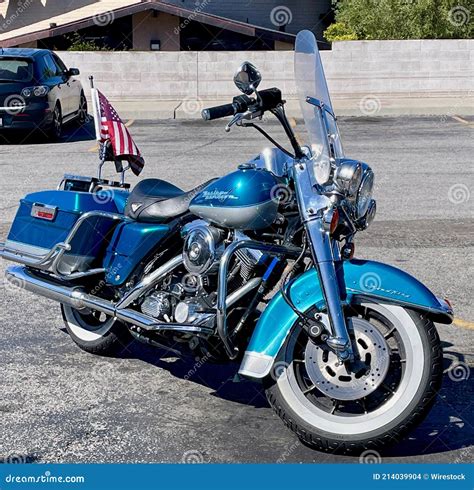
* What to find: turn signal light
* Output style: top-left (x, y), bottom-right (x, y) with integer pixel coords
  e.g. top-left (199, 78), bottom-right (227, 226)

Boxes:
top-left (323, 208), bottom-right (339, 235)
top-left (330, 208), bottom-right (339, 235)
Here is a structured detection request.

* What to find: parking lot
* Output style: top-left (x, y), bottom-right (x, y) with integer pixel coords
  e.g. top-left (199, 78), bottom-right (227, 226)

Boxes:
top-left (0, 115), bottom-right (472, 463)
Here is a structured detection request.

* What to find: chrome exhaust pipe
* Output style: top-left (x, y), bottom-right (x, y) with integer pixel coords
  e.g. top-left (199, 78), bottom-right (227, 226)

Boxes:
top-left (5, 265), bottom-right (115, 316)
top-left (4, 265), bottom-right (211, 335)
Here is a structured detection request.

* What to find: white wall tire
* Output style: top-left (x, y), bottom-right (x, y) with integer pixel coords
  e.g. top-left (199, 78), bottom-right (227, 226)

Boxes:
top-left (61, 304), bottom-right (132, 356)
top-left (265, 302), bottom-right (443, 453)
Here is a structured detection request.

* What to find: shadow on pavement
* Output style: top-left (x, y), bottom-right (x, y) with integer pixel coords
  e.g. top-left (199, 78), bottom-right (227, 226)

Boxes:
top-left (0, 118), bottom-right (96, 145)
top-left (117, 337), bottom-right (473, 456)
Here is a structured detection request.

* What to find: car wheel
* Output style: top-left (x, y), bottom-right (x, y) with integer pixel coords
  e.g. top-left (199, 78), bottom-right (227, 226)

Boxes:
top-left (78, 92), bottom-right (88, 125)
top-left (49, 104), bottom-right (62, 140)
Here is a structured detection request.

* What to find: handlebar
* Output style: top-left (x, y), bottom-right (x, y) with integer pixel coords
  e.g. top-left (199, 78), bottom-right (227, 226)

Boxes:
top-left (201, 88), bottom-right (283, 121)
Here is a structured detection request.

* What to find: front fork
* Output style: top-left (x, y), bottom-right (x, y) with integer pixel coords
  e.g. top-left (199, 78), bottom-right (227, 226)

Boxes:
top-left (293, 161), bottom-right (354, 361)
top-left (305, 220), bottom-right (353, 360)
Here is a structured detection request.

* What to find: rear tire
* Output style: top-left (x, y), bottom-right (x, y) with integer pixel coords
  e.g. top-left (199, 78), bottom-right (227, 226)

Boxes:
top-left (265, 303), bottom-right (442, 454)
top-left (61, 304), bottom-right (132, 356)
top-left (48, 104), bottom-right (62, 141)
top-left (78, 92), bottom-right (88, 125)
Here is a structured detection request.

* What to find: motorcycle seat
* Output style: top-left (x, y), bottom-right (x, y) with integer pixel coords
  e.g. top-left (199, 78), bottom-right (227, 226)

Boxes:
top-left (125, 178), bottom-right (214, 222)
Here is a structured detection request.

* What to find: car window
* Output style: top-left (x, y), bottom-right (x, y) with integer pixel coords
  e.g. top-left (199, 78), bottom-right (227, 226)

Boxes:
top-left (52, 53), bottom-right (67, 75)
top-left (41, 55), bottom-right (59, 80)
top-left (0, 58), bottom-right (33, 82)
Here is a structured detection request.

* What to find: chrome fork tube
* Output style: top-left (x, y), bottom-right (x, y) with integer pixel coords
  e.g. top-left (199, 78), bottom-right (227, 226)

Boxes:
top-left (293, 161), bottom-right (353, 360)
top-left (305, 220), bottom-right (353, 359)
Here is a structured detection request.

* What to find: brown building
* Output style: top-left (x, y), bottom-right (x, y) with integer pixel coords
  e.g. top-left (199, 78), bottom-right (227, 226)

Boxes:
top-left (0, 0), bottom-right (333, 50)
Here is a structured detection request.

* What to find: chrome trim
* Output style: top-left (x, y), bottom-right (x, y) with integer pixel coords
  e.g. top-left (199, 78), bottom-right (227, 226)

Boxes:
top-left (5, 265), bottom-right (213, 336)
top-left (217, 239), bottom-right (302, 359)
top-left (225, 277), bottom-right (262, 307)
top-left (238, 351), bottom-right (274, 378)
top-left (116, 255), bottom-right (183, 309)
top-left (293, 160), bottom-right (353, 360)
top-left (115, 308), bottom-right (213, 335)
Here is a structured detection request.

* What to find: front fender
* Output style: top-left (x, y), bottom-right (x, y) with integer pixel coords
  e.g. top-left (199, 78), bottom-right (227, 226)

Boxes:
top-left (238, 259), bottom-right (453, 379)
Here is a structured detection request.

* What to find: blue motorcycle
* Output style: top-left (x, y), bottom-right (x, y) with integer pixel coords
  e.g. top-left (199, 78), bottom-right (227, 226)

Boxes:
top-left (0, 31), bottom-right (453, 453)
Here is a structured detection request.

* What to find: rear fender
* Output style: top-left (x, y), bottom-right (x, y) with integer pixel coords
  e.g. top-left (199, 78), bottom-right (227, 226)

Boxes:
top-left (238, 259), bottom-right (453, 379)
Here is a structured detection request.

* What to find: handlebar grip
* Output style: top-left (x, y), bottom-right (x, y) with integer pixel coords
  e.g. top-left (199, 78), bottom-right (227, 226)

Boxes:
top-left (201, 103), bottom-right (235, 121)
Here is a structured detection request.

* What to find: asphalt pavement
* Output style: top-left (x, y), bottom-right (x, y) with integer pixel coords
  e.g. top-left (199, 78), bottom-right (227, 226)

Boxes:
top-left (0, 115), bottom-right (472, 463)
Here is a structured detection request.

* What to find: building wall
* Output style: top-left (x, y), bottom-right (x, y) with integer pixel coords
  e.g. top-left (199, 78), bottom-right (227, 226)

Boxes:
top-left (163, 0), bottom-right (331, 39)
top-left (58, 39), bottom-right (474, 102)
top-left (132, 11), bottom-right (180, 51)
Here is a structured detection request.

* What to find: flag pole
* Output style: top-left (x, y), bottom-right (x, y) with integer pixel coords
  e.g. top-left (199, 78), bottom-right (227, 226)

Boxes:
top-left (89, 76), bottom-right (106, 180)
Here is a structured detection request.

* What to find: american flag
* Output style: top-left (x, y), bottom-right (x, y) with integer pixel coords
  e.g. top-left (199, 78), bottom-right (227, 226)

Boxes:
top-left (97, 90), bottom-right (144, 176)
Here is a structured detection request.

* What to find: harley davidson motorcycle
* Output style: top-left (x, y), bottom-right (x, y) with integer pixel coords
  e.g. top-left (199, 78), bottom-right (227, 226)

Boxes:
top-left (1, 31), bottom-right (453, 453)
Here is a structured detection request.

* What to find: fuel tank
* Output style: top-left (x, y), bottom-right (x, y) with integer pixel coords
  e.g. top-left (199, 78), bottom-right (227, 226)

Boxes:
top-left (189, 167), bottom-right (280, 230)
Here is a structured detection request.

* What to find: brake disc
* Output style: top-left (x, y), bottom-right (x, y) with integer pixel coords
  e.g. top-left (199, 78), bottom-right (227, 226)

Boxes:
top-left (304, 317), bottom-right (391, 401)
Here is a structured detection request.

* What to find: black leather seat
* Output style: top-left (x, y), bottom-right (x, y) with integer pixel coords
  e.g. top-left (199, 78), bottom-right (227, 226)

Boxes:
top-left (125, 178), bottom-right (213, 222)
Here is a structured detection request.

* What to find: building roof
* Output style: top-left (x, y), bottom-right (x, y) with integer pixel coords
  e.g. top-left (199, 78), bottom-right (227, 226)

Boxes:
top-left (0, 0), bottom-right (296, 48)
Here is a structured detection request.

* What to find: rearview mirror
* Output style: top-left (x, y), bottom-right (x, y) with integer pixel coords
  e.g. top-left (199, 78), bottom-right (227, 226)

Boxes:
top-left (67, 68), bottom-right (80, 77)
top-left (233, 62), bottom-right (261, 95)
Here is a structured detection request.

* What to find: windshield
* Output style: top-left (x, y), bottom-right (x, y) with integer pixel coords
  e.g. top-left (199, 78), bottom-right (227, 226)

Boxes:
top-left (295, 30), bottom-right (343, 165)
top-left (0, 58), bottom-right (33, 82)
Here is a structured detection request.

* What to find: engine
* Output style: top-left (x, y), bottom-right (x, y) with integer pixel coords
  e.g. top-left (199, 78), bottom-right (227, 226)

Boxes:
top-left (139, 220), bottom-right (263, 327)
top-left (182, 220), bottom-right (225, 275)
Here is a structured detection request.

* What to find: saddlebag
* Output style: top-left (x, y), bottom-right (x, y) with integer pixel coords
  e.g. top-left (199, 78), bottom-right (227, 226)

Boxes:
top-left (4, 189), bottom-right (123, 275)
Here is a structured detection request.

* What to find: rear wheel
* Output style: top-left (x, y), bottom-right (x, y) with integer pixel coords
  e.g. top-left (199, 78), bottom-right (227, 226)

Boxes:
top-left (49, 104), bottom-right (62, 140)
top-left (78, 92), bottom-right (88, 125)
top-left (61, 304), bottom-right (132, 356)
top-left (265, 302), bottom-right (442, 454)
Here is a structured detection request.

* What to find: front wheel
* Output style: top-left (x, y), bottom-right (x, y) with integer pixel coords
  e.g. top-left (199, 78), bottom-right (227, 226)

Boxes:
top-left (61, 304), bottom-right (132, 356)
top-left (265, 302), bottom-right (442, 454)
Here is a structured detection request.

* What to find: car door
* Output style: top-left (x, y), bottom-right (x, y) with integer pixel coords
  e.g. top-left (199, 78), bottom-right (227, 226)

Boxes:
top-left (42, 53), bottom-right (71, 116)
top-left (52, 53), bottom-right (81, 118)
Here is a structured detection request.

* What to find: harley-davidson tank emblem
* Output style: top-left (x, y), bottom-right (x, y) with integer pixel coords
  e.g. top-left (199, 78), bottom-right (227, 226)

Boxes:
top-left (201, 190), bottom-right (238, 202)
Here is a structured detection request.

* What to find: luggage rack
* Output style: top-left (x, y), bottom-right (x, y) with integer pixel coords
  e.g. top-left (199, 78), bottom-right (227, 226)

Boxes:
top-left (0, 210), bottom-right (128, 280)
top-left (57, 174), bottom-right (130, 193)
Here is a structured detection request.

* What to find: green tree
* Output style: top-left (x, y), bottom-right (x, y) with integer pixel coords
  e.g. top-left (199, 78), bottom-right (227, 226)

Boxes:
top-left (324, 0), bottom-right (473, 40)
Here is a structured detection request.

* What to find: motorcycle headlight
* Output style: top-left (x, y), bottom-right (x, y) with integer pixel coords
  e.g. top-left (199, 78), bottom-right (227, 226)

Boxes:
top-left (334, 159), bottom-right (362, 196)
top-left (355, 167), bottom-right (374, 219)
